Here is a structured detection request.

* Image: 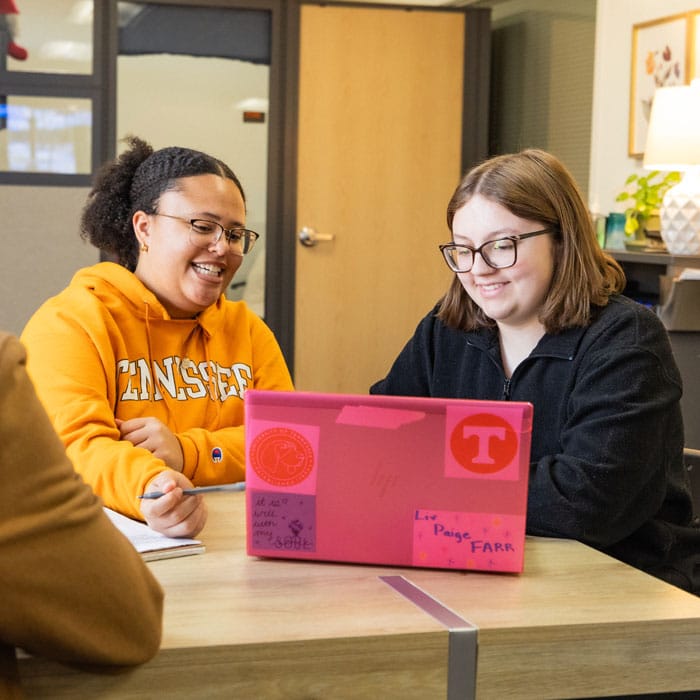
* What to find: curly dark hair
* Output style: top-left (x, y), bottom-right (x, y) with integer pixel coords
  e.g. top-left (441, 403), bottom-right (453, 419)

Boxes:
top-left (80, 135), bottom-right (246, 272)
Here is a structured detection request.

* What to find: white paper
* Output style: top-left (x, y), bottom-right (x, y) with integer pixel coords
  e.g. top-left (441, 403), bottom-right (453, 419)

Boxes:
top-left (104, 507), bottom-right (204, 559)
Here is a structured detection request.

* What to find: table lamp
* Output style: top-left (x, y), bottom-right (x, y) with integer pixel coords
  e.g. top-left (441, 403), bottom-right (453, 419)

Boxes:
top-left (643, 80), bottom-right (700, 255)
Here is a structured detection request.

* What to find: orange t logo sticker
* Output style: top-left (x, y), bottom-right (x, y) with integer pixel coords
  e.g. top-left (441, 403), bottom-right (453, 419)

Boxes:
top-left (449, 413), bottom-right (519, 475)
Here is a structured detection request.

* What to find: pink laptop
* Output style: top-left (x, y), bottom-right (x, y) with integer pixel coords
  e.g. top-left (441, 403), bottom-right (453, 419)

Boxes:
top-left (245, 390), bottom-right (533, 573)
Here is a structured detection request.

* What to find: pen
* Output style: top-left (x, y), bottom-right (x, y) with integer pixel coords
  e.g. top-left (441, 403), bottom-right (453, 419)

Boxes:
top-left (138, 482), bottom-right (246, 499)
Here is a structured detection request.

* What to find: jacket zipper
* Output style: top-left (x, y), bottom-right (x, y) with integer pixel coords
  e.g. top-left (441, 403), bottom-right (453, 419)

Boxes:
top-left (502, 377), bottom-right (511, 400)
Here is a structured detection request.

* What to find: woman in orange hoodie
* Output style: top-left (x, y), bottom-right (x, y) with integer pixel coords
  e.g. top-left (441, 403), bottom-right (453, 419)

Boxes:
top-left (21, 136), bottom-right (293, 538)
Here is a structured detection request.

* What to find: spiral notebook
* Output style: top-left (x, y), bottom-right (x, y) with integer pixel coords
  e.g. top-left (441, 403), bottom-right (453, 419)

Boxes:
top-left (245, 390), bottom-right (533, 573)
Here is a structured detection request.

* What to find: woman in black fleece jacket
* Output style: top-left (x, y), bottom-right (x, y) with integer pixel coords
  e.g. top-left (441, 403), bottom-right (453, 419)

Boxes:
top-left (371, 149), bottom-right (700, 594)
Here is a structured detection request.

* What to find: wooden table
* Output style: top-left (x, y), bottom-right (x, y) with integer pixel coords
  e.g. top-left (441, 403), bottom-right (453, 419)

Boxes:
top-left (20, 493), bottom-right (700, 699)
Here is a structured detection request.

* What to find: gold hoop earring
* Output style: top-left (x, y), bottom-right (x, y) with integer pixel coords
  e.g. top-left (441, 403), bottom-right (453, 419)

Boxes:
top-left (140, 242), bottom-right (149, 253)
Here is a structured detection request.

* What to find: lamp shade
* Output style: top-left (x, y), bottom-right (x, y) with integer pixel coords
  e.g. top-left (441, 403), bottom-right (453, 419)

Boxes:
top-left (643, 82), bottom-right (700, 170)
top-left (643, 81), bottom-right (700, 254)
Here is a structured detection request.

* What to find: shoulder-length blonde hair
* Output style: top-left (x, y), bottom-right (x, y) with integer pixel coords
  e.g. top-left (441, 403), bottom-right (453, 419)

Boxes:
top-left (437, 149), bottom-right (625, 333)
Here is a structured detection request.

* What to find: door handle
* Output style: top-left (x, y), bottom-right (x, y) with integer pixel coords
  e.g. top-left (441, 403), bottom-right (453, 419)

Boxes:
top-left (298, 226), bottom-right (335, 247)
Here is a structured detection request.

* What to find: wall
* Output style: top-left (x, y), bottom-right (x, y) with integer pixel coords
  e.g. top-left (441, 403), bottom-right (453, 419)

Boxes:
top-left (488, 0), bottom-right (595, 198)
top-left (0, 186), bottom-right (97, 335)
top-left (589, 0), bottom-right (700, 217)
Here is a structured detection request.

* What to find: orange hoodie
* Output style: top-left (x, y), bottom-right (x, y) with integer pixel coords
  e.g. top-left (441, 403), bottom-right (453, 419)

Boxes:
top-left (21, 262), bottom-right (293, 520)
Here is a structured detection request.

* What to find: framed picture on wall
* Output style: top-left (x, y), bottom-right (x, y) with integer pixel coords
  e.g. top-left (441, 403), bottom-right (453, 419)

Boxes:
top-left (692, 11), bottom-right (700, 79)
top-left (629, 13), bottom-right (690, 158)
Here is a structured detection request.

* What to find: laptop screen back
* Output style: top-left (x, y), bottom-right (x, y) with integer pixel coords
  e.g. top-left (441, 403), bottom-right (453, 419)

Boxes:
top-left (245, 390), bottom-right (533, 573)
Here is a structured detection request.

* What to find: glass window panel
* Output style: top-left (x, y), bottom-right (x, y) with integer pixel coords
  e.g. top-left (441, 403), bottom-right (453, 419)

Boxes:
top-left (0, 96), bottom-right (92, 174)
top-left (1, 0), bottom-right (93, 75)
top-left (116, 3), bottom-right (270, 318)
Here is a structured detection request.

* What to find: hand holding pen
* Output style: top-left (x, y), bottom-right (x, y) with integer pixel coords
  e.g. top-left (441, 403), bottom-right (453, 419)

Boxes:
top-left (138, 470), bottom-right (208, 539)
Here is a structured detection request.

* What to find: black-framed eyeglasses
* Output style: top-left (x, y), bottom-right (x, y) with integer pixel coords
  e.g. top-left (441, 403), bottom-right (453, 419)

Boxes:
top-left (154, 213), bottom-right (259, 255)
top-left (439, 229), bottom-right (553, 273)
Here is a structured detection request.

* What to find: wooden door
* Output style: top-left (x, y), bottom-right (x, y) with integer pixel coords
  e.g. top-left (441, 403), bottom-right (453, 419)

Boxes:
top-left (294, 4), bottom-right (465, 393)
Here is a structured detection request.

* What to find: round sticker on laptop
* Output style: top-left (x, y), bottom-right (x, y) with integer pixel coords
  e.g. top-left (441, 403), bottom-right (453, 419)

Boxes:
top-left (249, 428), bottom-right (315, 487)
top-left (449, 413), bottom-right (518, 475)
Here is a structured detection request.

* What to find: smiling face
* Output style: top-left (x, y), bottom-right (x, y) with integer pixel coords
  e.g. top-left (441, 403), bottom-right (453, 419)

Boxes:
top-left (132, 174), bottom-right (246, 318)
top-left (451, 194), bottom-right (555, 335)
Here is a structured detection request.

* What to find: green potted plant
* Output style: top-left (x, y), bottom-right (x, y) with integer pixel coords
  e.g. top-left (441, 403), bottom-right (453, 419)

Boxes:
top-left (615, 170), bottom-right (681, 243)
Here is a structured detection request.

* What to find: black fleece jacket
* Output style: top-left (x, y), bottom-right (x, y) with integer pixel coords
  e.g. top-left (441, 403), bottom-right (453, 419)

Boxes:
top-left (371, 295), bottom-right (700, 593)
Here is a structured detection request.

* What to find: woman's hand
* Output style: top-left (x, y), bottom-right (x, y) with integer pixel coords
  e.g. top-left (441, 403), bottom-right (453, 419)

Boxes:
top-left (139, 470), bottom-right (208, 538)
top-left (117, 417), bottom-right (184, 472)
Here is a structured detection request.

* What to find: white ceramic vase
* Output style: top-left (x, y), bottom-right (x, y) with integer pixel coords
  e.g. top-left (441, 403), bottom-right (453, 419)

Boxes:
top-left (660, 167), bottom-right (700, 255)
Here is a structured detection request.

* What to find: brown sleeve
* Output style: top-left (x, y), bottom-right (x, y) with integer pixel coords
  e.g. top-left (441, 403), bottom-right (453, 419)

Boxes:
top-left (0, 333), bottom-right (163, 667)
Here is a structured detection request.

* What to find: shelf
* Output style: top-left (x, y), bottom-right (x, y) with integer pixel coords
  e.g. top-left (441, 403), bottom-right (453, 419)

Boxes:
top-left (604, 249), bottom-right (700, 267)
